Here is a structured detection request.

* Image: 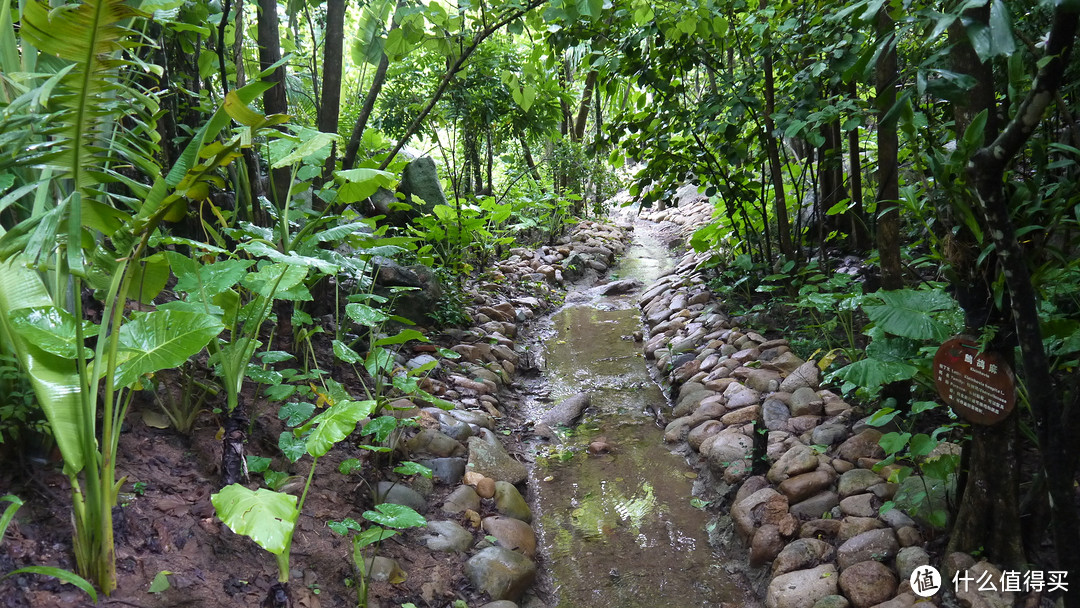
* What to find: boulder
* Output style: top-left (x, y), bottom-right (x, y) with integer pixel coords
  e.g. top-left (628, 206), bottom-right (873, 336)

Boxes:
top-left (494, 481), bottom-right (533, 523)
top-left (779, 361), bottom-right (820, 392)
top-left (836, 528), bottom-right (899, 570)
top-left (483, 516), bottom-right (537, 558)
top-left (768, 444), bottom-right (820, 484)
top-left (838, 560), bottom-right (897, 608)
top-left (779, 470), bottom-right (834, 504)
top-left (375, 482), bottom-right (427, 514)
top-left (766, 564), bottom-right (839, 608)
top-left (442, 485), bottom-right (481, 515)
top-left (424, 520), bottom-right (474, 552)
top-left (772, 538), bottom-right (836, 576)
top-left (838, 469), bottom-right (882, 498)
top-left (400, 156), bottom-right (448, 214)
top-left (789, 491), bottom-right (840, 520)
top-left (750, 523), bottom-right (785, 567)
top-left (465, 547), bottom-right (537, 602)
top-left (836, 430), bottom-right (884, 463)
top-left (468, 435), bottom-right (527, 484)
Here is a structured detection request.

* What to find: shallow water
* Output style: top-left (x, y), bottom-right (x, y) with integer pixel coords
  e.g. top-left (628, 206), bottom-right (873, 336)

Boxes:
top-left (527, 221), bottom-right (745, 607)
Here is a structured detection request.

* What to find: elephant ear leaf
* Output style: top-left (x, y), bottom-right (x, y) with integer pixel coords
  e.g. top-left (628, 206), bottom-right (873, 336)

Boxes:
top-left (8, 306), bottom-right (98, 359)
top-left (113, 310), bottom-right (223, 388)
top-left (211, 485), bottom-right (298, 555)
top-left (862, 288), bottom-right (955, 341)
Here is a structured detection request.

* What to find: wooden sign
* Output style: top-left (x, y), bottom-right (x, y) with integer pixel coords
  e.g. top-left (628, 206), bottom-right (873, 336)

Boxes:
top-left (933, 336), bottom-right (1016, 425)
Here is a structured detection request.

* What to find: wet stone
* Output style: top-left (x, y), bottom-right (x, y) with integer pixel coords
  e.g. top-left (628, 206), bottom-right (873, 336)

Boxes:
top-left (375, 482), bottom-right (427, 514)
top-left (418, 457), bottom-right (467, 485)
top-left (837, 469), bottom-right (882, 498)
top-left (766, 564), bottom-right (839, 608)
top-left (465, 547), bottom-right (537, 602)
top-left (763, 399), bottom-right (792, 431)
top-left (772, 538), bottom-right (836, 576)
top-left (424, 520), bottom-right (474, 553)
top-left (836, 528), bottom-right (899, 570)
top-left (407, 428), bottom-right (466, 458)
top-left (837, 517), bottom-right (885, 543)
top-left (768, 443), bottom-right (820, 484)
top-left (838, 560), bottom-right (897, 608)
top-left (789, 491), bottom-right (840, 521)
top-left (483, 516), bottom-right (537, 558)
top-left (779, 470), bottom-right (834, 504)
top-left (442, 485), bottom-right (481, 515)
top-left (467, 435), bottom-right (527, 484)
top-left (494, 481), bottom-right (532, 523)
top-left (688, 420), bottom-right (725, 452)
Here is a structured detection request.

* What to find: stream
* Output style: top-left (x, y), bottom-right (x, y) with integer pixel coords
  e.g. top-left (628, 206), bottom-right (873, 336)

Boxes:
top-left (523, 217), bottom-right (747, 607)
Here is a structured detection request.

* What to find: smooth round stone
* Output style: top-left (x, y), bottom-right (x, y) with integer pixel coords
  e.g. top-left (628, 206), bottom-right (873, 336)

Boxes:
top-left (418, 457), bottom-right (467, 485)
top-left (442, 485), bottom-right (481, 515)
top-left (494, 481), bottom-right (533, 523)
top-left (424, 520), bottom-right (474, 553)
top-left (374, 481), bottom-right (427, 514)
top-left (482, 516), bottom-right (537, 557)
top-left (465, 547), bottom-right (537, 602)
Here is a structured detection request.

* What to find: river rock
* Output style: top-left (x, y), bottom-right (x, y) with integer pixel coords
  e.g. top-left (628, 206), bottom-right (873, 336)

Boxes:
top-left (895, 546), bottom-right (929, 581)
top-left (897, 526), bottom-right (923, 548)
top-left (779, 361), bottom-right (820, 392)
top-left (838, 560), bottom-right (897, 608)
top-left (704, 430), bottom-right (752, 471)
top-left (732, 487), bottom-right (783, 540)
top-left (789, 491), bottom-right (840, 520)
top-left (768, 352), bottom-right (807, 375)
top-left (838, 493), bottom-right (876, 518)
top-left (836, 430), bottom-right (884, 462)
top-left (745, 369), bottom-right (783, 393)
top-left (408, 428), bottom-right (466, 458)
top-left (465, 546), bottom-right (537, 602)
top-left (812, 423), bottom-right (848, 446)
top-left (375, 482), bottom-right (427, 514)
top-left (721, 404), bottom-right (760, 426)
top-left (363, 555), bottom-right (405, 583)
top-left (673, 386), bottom-right (713, 418)
top-left (688, 420), bottom-right (724, 452)
top-left (424, 520), bottom-right (474, 552)
top-left (837, 469), bottom-right (881, 498)
top-left (598, 278), bottom-right (642, 296)
top-left (481, 602), bottom-right (520, 608)
top-left (800, 518), bottom-right (841, 540)
top-left (810, 596), bottom-right (850, 608)
top-left (765, 564), bottom-right (839, 608)
top-left (768, 444), bottom-right (820, 484)
top-left (763, 399), bottom-right (792, 431)
top-left (664, 417), bottom-right (694, 443)
top-left (418, 457), bottom-right (467, 485)
top-left (790, 387), bottom-right (824, 416)
top-left (773, 538), bottom-right (836, 576)
top-left (494, 481), bottom-right (533, 523)
top-left (450, 409), bottom-right (496, 430)
top-left (442, 485), bottom-right (481, 515)
top-left (837, 528), bottom-right (899, 570)
top-left (779, 470), bottom-right (834, 504)
top-left (837, 517), bottom-right (885, 543)
top-left (724, 382), bottom-right (761, 409)
top-left (483, 516), bottom-right (537, 557)
top-left (468, 435), bottom-right (527, 484)
top-left (750, 523), bottom-right (785, 567)
top-left (536, 393), bottom-right (590, 435)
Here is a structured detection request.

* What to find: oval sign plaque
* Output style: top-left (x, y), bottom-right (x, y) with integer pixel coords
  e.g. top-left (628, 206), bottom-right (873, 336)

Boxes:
top-left (933, 336), bottom-right (1016, 425)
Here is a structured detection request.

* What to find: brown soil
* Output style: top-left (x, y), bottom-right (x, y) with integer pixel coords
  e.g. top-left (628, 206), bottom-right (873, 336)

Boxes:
top-left (0, 380), bottom-right (503, 608)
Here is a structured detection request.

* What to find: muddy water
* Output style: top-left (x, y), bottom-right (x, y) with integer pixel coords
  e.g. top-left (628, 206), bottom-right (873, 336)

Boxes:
top-left (526, 222), bottom-right (745, 607)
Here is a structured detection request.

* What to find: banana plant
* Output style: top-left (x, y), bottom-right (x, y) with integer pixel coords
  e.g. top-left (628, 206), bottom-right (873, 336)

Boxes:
top-left (0, 0), bottom-right (289, 594)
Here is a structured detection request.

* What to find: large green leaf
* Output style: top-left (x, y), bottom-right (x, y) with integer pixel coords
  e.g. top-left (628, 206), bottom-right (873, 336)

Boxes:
top-left (211, 484), bottom-right (298, 555)
top-left (305, 399), bottom-right (377, 457)
top-left (114, 310), bottom-right (224, 387)
top-left (862, 288), bottom-right (954, 341)
top-left (335, 168), bottom-right (398, 204)
top-left (168, 254), bottom-right (253, 298)
top-left (0, 257), bottom-right (86, 474)
top-left (8, 305), bottom-right (97, 359)
top-left (362, 503), bottom-right (426, 529)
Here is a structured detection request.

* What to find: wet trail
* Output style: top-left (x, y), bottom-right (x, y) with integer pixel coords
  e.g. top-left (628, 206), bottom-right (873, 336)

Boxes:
top-left (523, 217), bottom-right (747, 607)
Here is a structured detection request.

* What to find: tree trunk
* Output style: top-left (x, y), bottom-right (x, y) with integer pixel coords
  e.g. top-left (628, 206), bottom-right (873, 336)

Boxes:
top-left (763, 48), bottom-right (792, 259)
top-left (572, 69), bottom-right (598, 142)
top-left (875, 6), bottom-right (902, 290)
top-left (944, 3), bottom-right (1024, 567)
top-left (343, 53), bottom-right (390, 171)
top-left (256, 0), bottom-right (291, 211)
top-left (518, 130), bottom-right (545, 192)
top-left (967, 6), bottom-right (1080, 599)
top-left (316, 0), bottom-right (346, 190)
top-left (846, 80), bottom-right (868, 250)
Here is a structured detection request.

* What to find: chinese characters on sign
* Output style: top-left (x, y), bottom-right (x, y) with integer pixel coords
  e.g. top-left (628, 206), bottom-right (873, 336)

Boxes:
top-left (933, 336), bottom-right (1016, 425)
